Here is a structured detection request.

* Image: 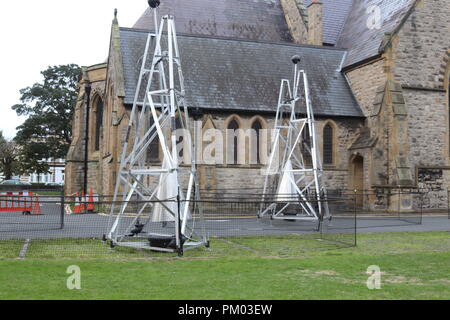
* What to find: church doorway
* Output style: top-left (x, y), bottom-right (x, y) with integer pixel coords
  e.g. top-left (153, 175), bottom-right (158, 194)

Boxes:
top-left (350, 155), bottom-right (364, 208)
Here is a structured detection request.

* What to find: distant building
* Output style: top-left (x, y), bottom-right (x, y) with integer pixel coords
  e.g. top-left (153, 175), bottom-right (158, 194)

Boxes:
top-left (26, 158), bottom-right (65, 184)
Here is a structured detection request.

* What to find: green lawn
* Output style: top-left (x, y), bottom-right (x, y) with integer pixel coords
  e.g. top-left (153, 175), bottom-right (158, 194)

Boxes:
top-left (35, 191), bottom-right (62, 196)
top-left (0, 232), bottom-right (449, 299)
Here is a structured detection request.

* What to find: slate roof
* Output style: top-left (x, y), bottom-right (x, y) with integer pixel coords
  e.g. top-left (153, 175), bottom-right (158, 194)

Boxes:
top-left (119, 28), bottom-right (363, 118)
top-left (304, 0), bottom-right (353, 46)
top-left (133, 0), bottom-right (415, 68)
top-left (133, 0), bottom-right (293, 43)
top-left (337, 0), bottom-right (416, 68)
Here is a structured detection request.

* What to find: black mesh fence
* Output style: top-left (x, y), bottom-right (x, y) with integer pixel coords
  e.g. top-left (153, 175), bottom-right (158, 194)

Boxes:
top-left (448, 190), bottom-right (450, 219)
top-left (0, 190), bottom-right (64, 235)
top-left (1, 187), bottom-right (434, 259)
top-left (325, 189), bottom-right (423, 227)
top-left (0, 190), bottom-right (357, 258)
top-left (200, 188), bottom-right (424, 228)
top-left (198, 196), bottom-right (357, 255)
top-left (4, 186), bottom-right (442, 259)
top-left (0, 193), bottom-right (143, 259)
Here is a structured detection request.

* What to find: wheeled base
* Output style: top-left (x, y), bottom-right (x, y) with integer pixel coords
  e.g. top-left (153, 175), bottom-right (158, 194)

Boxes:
top-left (108, 236), bottom-right (209, 256)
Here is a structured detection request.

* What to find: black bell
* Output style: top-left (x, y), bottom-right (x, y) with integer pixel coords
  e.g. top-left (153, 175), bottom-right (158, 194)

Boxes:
top-left (148, 0), bottom-right (161, 8)
top-left (291, 55), bottom-right (301, 65)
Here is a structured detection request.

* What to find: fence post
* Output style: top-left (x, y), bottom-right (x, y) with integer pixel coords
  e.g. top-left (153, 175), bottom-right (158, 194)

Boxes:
top-left (177, 193), bottom-right (183, 257)
top-left (354, 191), bottom-right (357, 247)
top-left (60, 188), bottom-right (65, 229)
top-left (420, 191), bottom-right (424, 225)
top-left (447, 189), bottom-right (450, 219)
top-left (317, 197), bottom-right (322, 233)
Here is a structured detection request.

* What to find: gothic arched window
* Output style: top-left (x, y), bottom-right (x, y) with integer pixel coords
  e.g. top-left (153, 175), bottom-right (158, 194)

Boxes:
top-left (94, 98), bottom-right (104, 151)
top-left (323, 124), bottom-right (334, 165)
top-left (251, 120), bottom-right (263, 164)
top-left (228, 119), bottom-right (239, 165)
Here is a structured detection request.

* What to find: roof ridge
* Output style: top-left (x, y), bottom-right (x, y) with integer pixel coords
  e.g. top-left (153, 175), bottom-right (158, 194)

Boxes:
top-left (119, 26), bottom-right (348, 52)
top-left (378, 0), bottom-right (421, 53)
top-left (335, 0), bottom-right (355, 46)
top-left (338, 0), bottom-right (417, 68)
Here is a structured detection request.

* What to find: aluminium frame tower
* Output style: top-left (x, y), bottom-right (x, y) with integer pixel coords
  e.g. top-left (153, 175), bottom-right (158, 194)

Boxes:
top-left (106, 10), bottom-right (208, 255)
top-left (258, 56), bottom-right (330, 224)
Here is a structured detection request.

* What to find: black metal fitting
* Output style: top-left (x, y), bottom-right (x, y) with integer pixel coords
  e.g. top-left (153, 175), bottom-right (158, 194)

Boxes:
top-left (148, 0), bottom-right (161, 9)
top-left (291, 55), bottom-right (301, 64)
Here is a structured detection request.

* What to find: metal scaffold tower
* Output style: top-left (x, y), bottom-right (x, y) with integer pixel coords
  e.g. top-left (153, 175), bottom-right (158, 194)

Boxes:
top-left (106, 4), bottom-right (208, 255)
top-left (258, 55), bottom-right (330, 224)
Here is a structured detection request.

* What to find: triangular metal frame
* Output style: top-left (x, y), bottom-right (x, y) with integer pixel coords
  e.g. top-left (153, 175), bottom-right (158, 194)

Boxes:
top-left (259, 60), bottom-right (330, 223)
top-left (106, 14), bottom-right (208, 254)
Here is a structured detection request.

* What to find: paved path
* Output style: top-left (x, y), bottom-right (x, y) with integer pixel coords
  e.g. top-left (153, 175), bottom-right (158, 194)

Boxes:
top-left (1, 208), bottom-right (448, 240)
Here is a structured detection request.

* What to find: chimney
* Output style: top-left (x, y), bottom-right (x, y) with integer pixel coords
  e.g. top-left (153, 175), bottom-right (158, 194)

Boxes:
top-left (307, 0), bottom-right (323, 46)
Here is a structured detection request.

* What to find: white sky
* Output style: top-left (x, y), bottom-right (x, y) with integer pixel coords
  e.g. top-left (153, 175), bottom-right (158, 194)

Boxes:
top-left (0, 0), bottom-right (147, 140)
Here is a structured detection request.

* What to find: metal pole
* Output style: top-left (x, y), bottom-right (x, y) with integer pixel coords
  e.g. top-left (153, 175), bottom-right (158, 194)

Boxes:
top-left (420, 191), bottom-right (424, 225)
top-left (60, 188), bottom-right (65, 229)
top-left (448, 189), bottom-right (449, 219)
top-left (354, 192), bottom-right (357, 247)
top-left (83, 83), bottom-right (92, 196)
top-left (177, 192), bottom-right (183, 257)
top-left (447, 189), bottom-right (449, 219)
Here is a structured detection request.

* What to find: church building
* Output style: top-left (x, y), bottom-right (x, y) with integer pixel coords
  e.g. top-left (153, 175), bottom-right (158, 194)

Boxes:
top-left (65, 0), bottom-right (450, 210)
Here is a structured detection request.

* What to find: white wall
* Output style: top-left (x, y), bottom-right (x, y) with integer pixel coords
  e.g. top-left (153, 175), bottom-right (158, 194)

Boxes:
top-left (27, 158), bottom-right (66, 184)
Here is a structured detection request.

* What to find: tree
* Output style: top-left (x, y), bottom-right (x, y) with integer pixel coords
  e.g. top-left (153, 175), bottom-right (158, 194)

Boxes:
top-left (12, 64), bottom-right (81, 171)
top-left (0, 132), bottom-right (19, 180)
top-left (16, 142), bottom-right (51, 180)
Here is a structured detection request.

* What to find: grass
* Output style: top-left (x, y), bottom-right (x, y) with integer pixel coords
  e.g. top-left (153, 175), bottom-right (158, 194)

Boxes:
top-left (35, 191), bottom-right (62, 196)
top-left (0, 232), bottom-right (449, 299)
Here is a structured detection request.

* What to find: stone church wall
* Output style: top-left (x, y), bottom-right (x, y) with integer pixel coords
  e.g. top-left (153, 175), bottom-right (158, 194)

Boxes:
top-left (343, 60), bottom-right (387, 193)
top-left (195, 113), bottom-right (362, 195)
top-left (417, 168), bottom-right (450, 210)
top-left (404, 89), bottom-right (448, 170)
top-left (345, 59), bottom-right (387, 118)
top-left (391, 0), bottom-right (450, 171)
top-left (97, 111), bottom-right (362, 199)
top-left (390, 0), bottom-right (450, 209)
top-left (65, 65), bottom-right (106, 196)
top-left (391, 0), bottom-right (450, 90)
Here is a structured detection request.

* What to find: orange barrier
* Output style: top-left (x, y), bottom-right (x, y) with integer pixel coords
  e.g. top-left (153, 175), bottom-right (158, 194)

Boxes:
top-left (73, 192), bottom-right (81, 214)
top-left (80, 191), bottom-right (86, 212)
top-left (72, 189), bottom-right (96, 214)
top-left (87, 188), bottom-right (96, 213)
top-left (0, 192), bottom-right (42, 215)
top-left (33, 194), bottom-right (42, 215)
